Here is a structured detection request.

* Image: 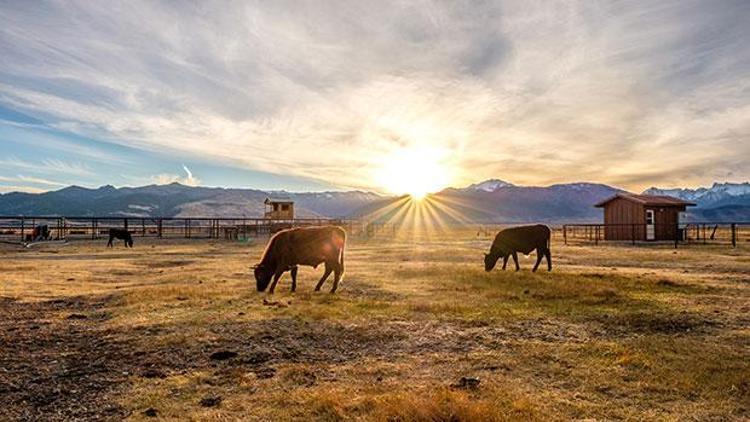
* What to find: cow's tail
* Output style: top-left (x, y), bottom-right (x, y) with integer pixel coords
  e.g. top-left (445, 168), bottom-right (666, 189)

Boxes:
top-left (338, 229), bottom-right (346, 279)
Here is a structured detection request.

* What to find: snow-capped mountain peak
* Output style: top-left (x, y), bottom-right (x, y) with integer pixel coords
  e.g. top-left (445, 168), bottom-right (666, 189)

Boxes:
top-left (465, 179), bottom-right (514, 192)
top-left (643, 182), bottom-right (750, 207)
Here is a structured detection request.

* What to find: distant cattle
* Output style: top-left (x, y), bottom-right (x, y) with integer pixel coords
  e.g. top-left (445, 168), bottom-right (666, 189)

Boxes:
top-left (107, 228), bottom-right (133, 248)
top-left (28, 225), bottom-right (51, 242)
top-left (484, 224), bottom-right (551, 272)
top-left (254, 226), bottom-right (346, 293)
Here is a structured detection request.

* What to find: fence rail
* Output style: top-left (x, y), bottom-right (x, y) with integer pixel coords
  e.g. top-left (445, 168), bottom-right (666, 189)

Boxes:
top-left (562, 222), bottom-right (749, 248)
top-left (0, 216), bottom-right (398, 243)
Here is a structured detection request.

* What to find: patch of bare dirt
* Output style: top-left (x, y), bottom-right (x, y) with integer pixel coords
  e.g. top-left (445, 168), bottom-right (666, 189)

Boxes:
top-left (137, 259), bottom-right (196, 268)
top-left (590, 311), bottom-right (717, 336)
top-left (0, 295), bottom-right (128, 421)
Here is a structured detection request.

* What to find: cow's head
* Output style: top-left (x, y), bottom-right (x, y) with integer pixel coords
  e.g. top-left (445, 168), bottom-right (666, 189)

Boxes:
top-left (254, 264), bottom-right (273, 292)
top-left (484, 253), bottom-right (498, 272)
top-left (484, 248), bottom-right (506, 272)
top-left (126, 236), bottom-right (134, 248)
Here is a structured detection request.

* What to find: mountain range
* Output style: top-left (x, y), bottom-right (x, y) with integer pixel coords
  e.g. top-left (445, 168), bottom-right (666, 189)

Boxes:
top-left (0, 180), bottom-right (748, 223)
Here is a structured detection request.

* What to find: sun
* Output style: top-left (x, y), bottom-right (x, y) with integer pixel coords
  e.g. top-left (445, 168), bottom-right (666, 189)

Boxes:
top-left (374, 147), bottom-right (452, 200)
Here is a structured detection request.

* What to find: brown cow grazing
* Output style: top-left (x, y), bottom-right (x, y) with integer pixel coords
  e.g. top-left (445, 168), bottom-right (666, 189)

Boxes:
top-left (107, 228), bottom-right (133, 248)
top-left (254, 226), bottom-right (346, 293)
top-left (484, 224), bottom-right (551, 272)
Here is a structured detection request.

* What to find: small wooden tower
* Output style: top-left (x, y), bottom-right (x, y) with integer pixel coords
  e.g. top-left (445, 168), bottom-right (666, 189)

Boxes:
top-left (264, 197), bottom-right (294, 220)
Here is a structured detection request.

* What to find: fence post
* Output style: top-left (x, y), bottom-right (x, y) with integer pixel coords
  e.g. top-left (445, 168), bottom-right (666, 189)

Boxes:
top-left (563, 225), bottom-right (567, 245)
top-left (92, 218), bottom-right (97, 239)
top-left (595, 225), bottom-right (599, 245)
top-left (674, 222), bottom-right (679, 249)
top-left (20, 217), bottom-right (25, 242)
top-left (731, 223), bottom-right (736, 248)
top-left (158, 219), bottom-right (163, 238)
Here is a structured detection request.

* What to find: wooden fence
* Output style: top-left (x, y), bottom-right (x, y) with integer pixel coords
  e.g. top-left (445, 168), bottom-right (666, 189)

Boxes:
top-left (562, 222), bottom-right (749, 248)
top-left (0, 216), bottom-right (398, 243)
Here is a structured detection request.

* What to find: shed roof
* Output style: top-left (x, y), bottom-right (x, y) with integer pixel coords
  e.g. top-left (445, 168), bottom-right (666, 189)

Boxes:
top-left (264, 197), bottom-right (294, 204)
top-left (594, 193), bottom-right (695, 208)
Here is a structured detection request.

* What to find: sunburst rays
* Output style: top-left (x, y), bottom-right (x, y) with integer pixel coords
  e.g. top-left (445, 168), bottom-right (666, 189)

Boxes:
top-left (356, 192), bottom-right (481, 238)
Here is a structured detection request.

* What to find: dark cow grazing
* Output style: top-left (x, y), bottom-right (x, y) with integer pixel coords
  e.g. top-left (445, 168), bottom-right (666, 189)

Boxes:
top-left (107, 228), bottom-right (133, 248)
top-left (254, 226), bottom-right (346, 293)
top-left (484, 224), bottom-right (552, 272)
top-left (27, 225), bottom-right (51, 242)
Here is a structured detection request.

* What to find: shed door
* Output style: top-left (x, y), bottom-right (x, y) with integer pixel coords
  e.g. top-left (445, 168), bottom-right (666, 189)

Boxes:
top-left (645, 209), bottom-right (655, 240)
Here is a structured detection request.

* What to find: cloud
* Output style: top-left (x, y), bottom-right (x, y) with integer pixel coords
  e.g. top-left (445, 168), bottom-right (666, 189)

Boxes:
top-left (181, 165), bottom-right (200, 186)
top-left (149, 165), bottom-right (200, 186)
top-left (0, 174), bottom-right (60, 193)
top-left (40, 159), bottom-right (93, 177)
top-left (0, 156), bottom-right (93, 177)
top-left (0, 184), bottom-right (45, 194)
top-left (0, 0), bottom-right (748, 191)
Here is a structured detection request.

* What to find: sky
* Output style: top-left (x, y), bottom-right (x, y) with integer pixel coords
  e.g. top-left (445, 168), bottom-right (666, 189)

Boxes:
top-left (0, 0), bottom-right (748, 194)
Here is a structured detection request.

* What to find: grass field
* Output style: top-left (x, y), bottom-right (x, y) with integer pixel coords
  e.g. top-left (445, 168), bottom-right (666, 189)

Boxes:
top-left (1, 233), bottom-right (748, 421)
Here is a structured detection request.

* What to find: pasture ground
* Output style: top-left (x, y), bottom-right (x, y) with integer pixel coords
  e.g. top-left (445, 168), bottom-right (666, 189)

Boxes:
top-left (0, 233), bottom-right (748, 421)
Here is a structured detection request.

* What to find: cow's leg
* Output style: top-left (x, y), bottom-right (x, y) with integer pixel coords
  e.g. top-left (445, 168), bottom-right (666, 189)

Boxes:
top-left (315, 263), bottom-right (333, 291)
top-left (290, 266), bottom-right (298, 292)
top-left (512, 252), bottom-right (520, 271)
top-left (268, 270), bottom-right (284, 294)
top-left (502, 255), bottom-right (509, 270)
top-left (330, 262), bottom-right (343, 293)
top-left (107, 235), bottom-right (113, 247)
top-left (545, 248), bottom-right (552, 271)
top-left (532, 248), bottom-right (544, 272)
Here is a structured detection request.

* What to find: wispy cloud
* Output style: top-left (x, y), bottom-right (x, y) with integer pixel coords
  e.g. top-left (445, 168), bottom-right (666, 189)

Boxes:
top-left (0, 156), bottom-right (92, 177)
top-left (0, 184), bottom-right (45, 194)
top-left (0, 174), bottom-right (60, 193)
top-left (0, 1), bottom-right (747, 191)
top-left (14, 174), bottom-right (66, 187)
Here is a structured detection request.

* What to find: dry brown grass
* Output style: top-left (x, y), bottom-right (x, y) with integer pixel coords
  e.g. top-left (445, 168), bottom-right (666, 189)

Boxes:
top-left (0, 235), bottom-right (748, 421)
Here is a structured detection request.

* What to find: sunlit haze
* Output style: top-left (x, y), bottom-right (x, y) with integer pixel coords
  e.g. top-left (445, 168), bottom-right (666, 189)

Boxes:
top-left (374, 147), bottom-right (453, 199)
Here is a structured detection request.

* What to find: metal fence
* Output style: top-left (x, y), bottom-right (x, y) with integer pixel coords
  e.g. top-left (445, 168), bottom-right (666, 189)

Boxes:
top-left (562, 222), bottom-right (749, 248)
top-left (0, 216), bottom-right (398, 243)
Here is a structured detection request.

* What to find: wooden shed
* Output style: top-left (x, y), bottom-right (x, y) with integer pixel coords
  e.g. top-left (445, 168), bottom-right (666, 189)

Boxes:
top-left (594, 193), bottom-right (695, 241)
top-left (264, 197), bottom-right (294, 220)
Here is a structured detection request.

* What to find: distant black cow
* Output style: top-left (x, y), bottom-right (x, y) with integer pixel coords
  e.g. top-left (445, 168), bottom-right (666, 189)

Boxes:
top-left (29, 225), bottom-right (51, 242)
top-left (107, 228), bottom-right (133, 248)
top-left (484, 224), bottom-right (551, 272)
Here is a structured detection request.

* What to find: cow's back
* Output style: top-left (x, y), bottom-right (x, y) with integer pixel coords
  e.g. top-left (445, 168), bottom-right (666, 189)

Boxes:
top-left (261, 226), bottom-right (345, 268)
top-left (494, 224), bottom-right (550, 254)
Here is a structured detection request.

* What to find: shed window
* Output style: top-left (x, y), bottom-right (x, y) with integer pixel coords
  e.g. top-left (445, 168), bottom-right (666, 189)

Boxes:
top-left (281, 204), bottom-right (290, 211)
top-left (645, 210), bottom-right (654, 224)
